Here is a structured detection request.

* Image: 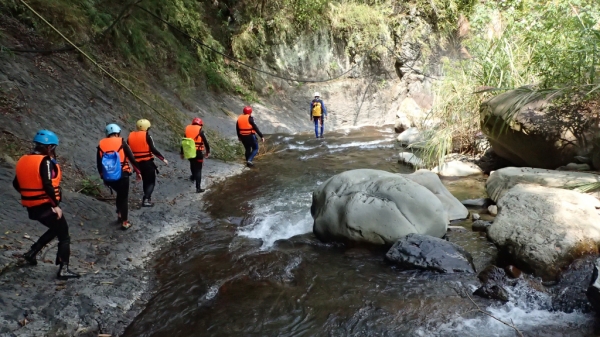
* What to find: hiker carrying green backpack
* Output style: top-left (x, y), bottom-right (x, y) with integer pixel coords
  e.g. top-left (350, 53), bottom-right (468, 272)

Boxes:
top-left (181, 117), bottom-right (211, 193)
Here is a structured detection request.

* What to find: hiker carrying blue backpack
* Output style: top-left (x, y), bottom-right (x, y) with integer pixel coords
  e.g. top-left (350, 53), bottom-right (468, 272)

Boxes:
top-left (97, 123), bottom-right (141, 230)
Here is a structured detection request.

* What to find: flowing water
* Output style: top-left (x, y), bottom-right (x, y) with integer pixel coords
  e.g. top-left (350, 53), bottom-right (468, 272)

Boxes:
top-left (123, 127), bottom-right (596, 337)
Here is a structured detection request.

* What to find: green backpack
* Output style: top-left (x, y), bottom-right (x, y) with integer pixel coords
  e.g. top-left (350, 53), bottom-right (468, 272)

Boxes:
top-left (181, 138), bottom-right (197, 159)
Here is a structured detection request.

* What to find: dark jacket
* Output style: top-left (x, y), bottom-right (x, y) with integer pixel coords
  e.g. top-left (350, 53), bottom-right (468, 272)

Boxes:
top-left (309, 99), bottom-right (327, 117)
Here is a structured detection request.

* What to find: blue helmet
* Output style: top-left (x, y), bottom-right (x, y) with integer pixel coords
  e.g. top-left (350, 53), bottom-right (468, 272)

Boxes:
top-left (105, 123), bottom-right (121, 136)
top-left (33, 130), bottom-right (59, 146)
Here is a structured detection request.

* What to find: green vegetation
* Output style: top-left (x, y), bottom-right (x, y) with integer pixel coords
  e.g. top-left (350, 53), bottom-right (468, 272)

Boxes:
top-left (203, 128), bottom-right (245, 162)
top-left (418, 0), bottom-right (600, 167)
top-left (77, 177), bottom-right (103, 198)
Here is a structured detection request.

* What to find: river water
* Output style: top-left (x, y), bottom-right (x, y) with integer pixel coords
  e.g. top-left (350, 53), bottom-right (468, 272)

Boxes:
top-left (123, 127), bottom-right (596, 337)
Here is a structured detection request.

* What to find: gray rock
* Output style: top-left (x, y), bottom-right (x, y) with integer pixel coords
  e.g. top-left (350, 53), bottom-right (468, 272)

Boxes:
top-left (586, 258), bottom-right (600, 313)
top-left (472, 220), bottom-right (492, 232)
top-left (397, 127), bottom-right (423, 146)
top-left (486, 167), bottom-right (600, 202)
top-left (398, 152), bottom-right (425, 168)
top-left (488, 184), bottom-right (600, 280)
top-left (385, 234), bottom-right (475, 273)
top-left (312, 169), bottom-right (448, 245)
top-left (480, 89), bottom-right (595, 169)
top-left (461, 198), bottom-right (489, 207)
top-left (471, 213), bottom-right (481, 221)
top-left (487, 205), bottom-right (498, 216)
top-left (402, 170), bottom-right (469, 221)
top-left (431, 160), bottom-right (483, 177)
top-left (557, 163), bottom-right (592, 171)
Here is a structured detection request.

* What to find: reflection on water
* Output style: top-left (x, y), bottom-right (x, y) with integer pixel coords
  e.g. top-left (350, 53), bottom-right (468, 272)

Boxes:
top-left (123, 127), bottom-right (595, 337)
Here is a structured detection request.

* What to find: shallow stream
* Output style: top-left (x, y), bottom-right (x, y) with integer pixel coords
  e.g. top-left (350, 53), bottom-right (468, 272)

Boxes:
top-left (123, 127), bottom-right (596, 337)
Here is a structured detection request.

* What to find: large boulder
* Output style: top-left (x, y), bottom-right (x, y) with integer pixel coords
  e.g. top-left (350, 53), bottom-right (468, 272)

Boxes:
top-left (487, 184), bottom-right (600, 280)
top-left (486, 167), bottom-right (600, 202)
top-left (480, 89), bottom-right (594, 169)
top-left (401, 170), bottom-right (469, 221)
top-left (311, 169), bottom-right (448, 245)
top-left (385, 234), bottom-right (475, 273)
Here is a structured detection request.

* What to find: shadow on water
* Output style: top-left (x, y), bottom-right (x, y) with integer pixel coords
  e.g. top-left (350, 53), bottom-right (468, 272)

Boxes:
top-left (123, 126), bottom-right (596, 337)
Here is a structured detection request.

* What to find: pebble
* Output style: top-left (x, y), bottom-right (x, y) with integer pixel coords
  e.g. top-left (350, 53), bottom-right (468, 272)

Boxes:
top-left (488, 205), bottom-right (498, 216)
top-left (471, 212), bottom-right (480, 221)
top-left (505, 265), bottom-right (522, 278)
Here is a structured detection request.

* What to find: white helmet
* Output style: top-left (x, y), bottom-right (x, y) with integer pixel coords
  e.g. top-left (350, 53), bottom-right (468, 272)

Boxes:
top-left (314, 92), bottom-right (320, 97)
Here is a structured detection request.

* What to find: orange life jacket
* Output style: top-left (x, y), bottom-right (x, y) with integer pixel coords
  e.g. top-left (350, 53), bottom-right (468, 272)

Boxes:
top-left (128, 131), bottom-right (153, 162)
top-left (237, 115), bottom-right (255, 136)
top-left (98, 137), bottom-right (131, 173)
top-left (185, 125), bottom-right (205, 151)
top-left (15, 154), bottom-right (61, 208)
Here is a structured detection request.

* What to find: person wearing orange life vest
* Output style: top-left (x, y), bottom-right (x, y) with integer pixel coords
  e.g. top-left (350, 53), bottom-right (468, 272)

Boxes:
top-left (97, 123), bottom-right (141, 229)
top-left (13, 130), bottom-right (81, 280)
top-left (127, 119), bottom-right (168, 207)
top-left (236, 106), bottom-right (264, 167)
top-left (180, 117), bottom-right (211, 193)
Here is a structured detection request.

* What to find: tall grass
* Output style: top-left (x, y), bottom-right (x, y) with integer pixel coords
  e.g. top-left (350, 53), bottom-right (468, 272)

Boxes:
top-left (418, 0), bottom-right (600, 168)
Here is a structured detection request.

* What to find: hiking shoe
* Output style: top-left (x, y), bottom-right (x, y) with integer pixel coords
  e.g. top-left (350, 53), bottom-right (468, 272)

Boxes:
top-left (23, 249), bottom-right (38, 266)
top-left (57, 265), bottom-right (81, 280)
top-left (142, 199), bottom-right (154, 207)
top-left (196, 188), bottom-right (205, 193)
top-left (121, 221), bottom-right (132, 230)
top-left (246, 161), bottom-right (254, 167)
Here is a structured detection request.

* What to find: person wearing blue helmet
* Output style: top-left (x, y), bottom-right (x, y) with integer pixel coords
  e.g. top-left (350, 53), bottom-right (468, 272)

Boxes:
top-left (13, 130), bottom-right (81, 279)
top-left (97, 123), bottom-right (141, 229)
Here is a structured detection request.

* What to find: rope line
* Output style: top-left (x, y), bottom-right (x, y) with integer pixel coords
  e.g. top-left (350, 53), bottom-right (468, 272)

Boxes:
top-left (2, 0), bottom-right (144, 54)
top-left (14, 0), bottom-right (181, 129)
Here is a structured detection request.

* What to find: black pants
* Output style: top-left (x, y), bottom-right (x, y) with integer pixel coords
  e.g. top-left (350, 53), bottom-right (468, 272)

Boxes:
top-left (106, 174), bottom-right (130, 222)
top-left (27, 205), bottom-right (70, 265)
top-left (138, 160), bottom-right (157, 200)
top-left (240, 134), bottom-right (259, 162)
top-left (189, 150), bottom-right (204, 189)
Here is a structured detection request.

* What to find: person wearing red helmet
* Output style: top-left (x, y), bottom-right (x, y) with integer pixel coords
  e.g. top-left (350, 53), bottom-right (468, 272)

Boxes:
top-left (236, 106), bottom-right (264, 167)
top-left (181, 117), bottom-right (211, 193)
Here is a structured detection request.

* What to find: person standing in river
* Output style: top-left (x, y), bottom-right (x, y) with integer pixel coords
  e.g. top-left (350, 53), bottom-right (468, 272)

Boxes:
top-left (127, 119), bottom-right (169, 207)
top-left (181, 117), bottom-right (211, 193)
top-left (310, 92), bottom-right (327, 138)
top-left (97, 123), bottom-right (141, 230)
top-left (236, 106), bottom-right (264, 167)
top-left (14, 130), bottom-right (81, 280)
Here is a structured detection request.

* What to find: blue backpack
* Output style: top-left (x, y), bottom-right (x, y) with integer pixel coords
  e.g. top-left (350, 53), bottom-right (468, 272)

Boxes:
top-left (101, 148), bottom-right (122, 182)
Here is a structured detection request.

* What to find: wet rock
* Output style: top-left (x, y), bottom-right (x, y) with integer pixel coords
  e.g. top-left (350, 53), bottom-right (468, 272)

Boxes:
top-left (471, 213), bottom-right (481, 221)
top-left (312, 169), bottom-right (448, 245)
top-left (398, 152), bottom-right (425, 168)
top-left (385, 234), bottom-right (475, 273)
top-left (472, 220), bottom-right (492, 232)
top-left (431, 160), bottom-right (483, 177)
top-left (487, 205), bottom-right (498, 216)
top-left (447, 225), bottom-right (467, 232)
top-left (505, 265), bottom-right (522, 279)
top-left (478, 265), bottom-right (508, 284)
top-left (557, 163), bottom-right (592, 171)
top-left (586, 258), bottom-right (600, 313)
top-left (474, 284), bottom-right (509, 302)
top-left (486, 167), bottom-right (600, 202)
top-left (488, 184), bottom-right (600, 280)
top-left (397, 127), bottom-right (423, 146)
top-left (402, 170), bottom-right (469, 221)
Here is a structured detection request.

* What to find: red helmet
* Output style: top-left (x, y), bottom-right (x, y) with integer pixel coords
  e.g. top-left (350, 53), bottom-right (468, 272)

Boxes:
top-left (243, 106), bottom-right (253, 115)
top-left (192, 117), bottom-right (203, 126)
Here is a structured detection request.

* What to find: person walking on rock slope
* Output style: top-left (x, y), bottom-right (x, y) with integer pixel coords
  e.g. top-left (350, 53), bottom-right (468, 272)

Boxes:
top-left (181, 117), bottom-right (211, 193)
top-left (97, 123), bottom-right (141, 230)
top-left (13, 130), bottom-right (81, 280)
top-left (236, 106), bottom-right (264, 167)
top-left (127, 119), bottom-right (168, 207)
top-left (310, 92), bottom-right (327, 138)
